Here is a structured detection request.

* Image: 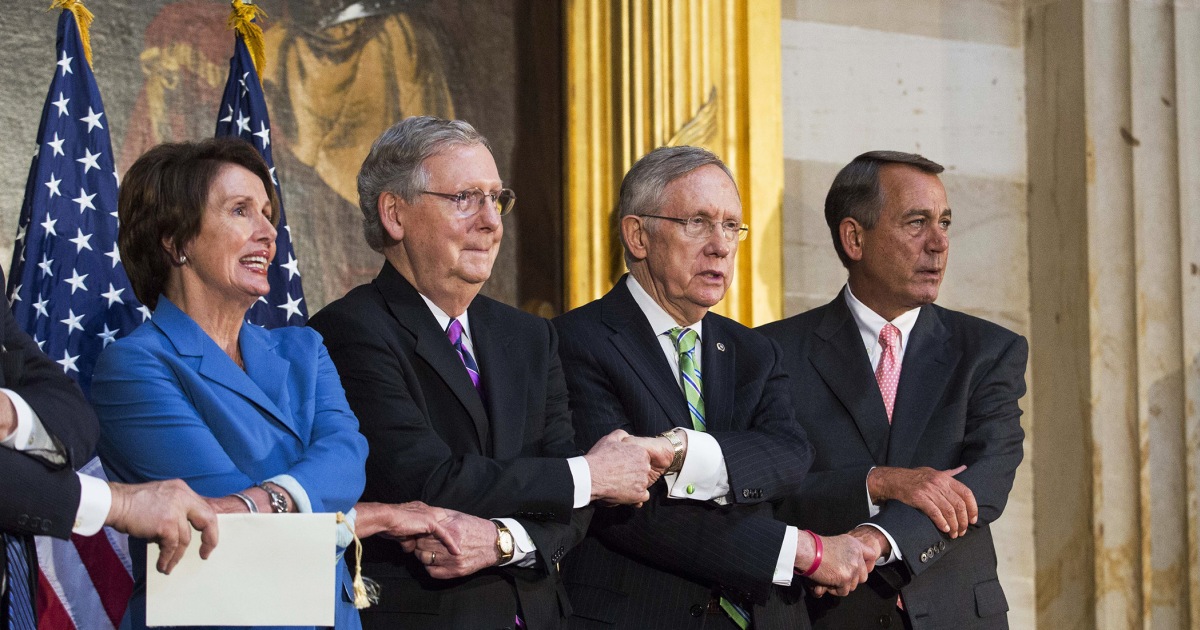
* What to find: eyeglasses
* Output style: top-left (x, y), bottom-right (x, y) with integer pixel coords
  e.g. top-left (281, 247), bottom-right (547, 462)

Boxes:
top-left (638, 214), bottom-right (749, 242)
top-left (419, 188), bottom-right (517, 218)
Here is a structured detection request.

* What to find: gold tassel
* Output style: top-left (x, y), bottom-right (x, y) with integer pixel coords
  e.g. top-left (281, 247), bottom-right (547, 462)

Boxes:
top-left (227, 0), bottom-right (268, 83)
top-left (335, 511), bottom-right (372, 609)
top-left (48, 0), bottom-right (95, 68)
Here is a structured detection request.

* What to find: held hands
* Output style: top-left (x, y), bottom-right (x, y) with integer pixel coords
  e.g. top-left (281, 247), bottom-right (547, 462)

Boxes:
top-left (797, 532), bottom-right (876, 598)
top-left (584, 429), bottom-right (658, 505)
top-left (353, 501), bottom-right (461, 557)
top-left (413, 511), bottom-right (502, 579)
top-left (105, 479), bottom-right (219, 575)
top-left (620, 433), bottom-right (679, 478)
top-left (867, 465), bottom-right (977, 538)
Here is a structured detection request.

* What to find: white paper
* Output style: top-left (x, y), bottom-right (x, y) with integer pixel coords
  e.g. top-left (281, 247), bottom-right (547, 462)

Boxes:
top-left (146, 513), bottom-right (337, 627)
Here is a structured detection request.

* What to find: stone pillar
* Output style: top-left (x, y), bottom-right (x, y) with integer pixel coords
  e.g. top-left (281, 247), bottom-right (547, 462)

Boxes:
top-left (1026, 0), bottom-right (1199, 627)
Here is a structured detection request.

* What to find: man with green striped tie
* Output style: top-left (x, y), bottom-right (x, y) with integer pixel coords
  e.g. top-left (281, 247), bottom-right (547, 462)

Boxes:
top-left (554, 145), bottom-right (878, 629)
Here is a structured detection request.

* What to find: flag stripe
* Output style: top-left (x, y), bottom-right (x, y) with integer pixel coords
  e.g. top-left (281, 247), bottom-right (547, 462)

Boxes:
top-left (34, 571), bottom-right (76, 630)
top-left (72, 532), bottom-right (132, 627)
top-left (36, 535), bottom-right (117, 630)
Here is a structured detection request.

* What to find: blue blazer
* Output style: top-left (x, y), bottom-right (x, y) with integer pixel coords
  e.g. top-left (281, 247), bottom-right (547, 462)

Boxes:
top-left (93, 297), bottom-right (368, 630)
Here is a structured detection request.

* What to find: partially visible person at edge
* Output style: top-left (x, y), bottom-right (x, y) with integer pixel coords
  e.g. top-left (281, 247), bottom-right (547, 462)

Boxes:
top-left (92, 137), bottom-right (461, 630)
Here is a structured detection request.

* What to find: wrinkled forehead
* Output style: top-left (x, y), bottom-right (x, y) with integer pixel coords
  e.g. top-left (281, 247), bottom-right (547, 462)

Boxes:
top-left (660, 165), bottom-right (743, 220)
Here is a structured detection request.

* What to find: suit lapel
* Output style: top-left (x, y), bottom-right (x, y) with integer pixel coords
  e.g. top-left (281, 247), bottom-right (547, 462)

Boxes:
top-left (602, 279), bottom-right (688, 429)
top-left (470, 298), bottom-right (516, 458)
top-left (377, 264), bottom-right (489, 451)
top-left (699, 314), bottom-right (733, 432)
top-left (886, 305), bottom-right (959, 466)
top-left (808, 294), bottom-right (890, 463)
top-left (152, 298), bottom-right (297, 439)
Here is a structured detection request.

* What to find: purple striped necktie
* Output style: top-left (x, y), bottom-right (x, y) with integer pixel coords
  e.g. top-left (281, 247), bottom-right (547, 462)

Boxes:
top-left (446, 318), bottom-right (482, 394)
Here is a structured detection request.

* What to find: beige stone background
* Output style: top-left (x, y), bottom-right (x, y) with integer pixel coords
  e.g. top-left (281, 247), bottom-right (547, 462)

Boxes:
top-left (782, 1), bottom-right (1200, 628)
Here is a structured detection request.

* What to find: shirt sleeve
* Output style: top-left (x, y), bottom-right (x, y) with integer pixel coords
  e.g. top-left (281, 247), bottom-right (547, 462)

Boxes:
top-left (566, 456), bottom-right (591, 508)
top-left (663, 429), bottom-right (729, 501)
top-left (0, 389), bottom-right (66, 465)
top-left (72, 473), bottom-right (111, 536)
top-left (774, 525), bottom-right (799, 584)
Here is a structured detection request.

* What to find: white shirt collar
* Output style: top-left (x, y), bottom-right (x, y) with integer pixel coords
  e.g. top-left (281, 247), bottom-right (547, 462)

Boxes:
top-left (625, 274), bottom-right (704, 340)
top-left (843, 283), bottom-right (920, 357)
top-left (419, 292), bottom-right (472, 340)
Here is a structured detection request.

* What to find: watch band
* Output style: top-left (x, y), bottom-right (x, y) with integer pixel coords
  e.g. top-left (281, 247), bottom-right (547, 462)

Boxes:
top-left (490, 519), bottom-right (515, 564)
top-left (658, 429), bottom-right (685, 474)
top-left (258, 482), bottom-right (289, 514)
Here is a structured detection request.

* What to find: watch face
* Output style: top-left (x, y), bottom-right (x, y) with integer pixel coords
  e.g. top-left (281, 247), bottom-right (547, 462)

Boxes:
top-left (499, 531), bottom-right (515, 554)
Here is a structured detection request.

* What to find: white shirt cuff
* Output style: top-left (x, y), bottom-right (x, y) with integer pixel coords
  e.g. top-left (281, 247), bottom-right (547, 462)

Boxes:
top-left (866, 466), bottom-right (880, 517)
top-left (495, 517), bottom-right (537, 568)
top-left (265, 474), bottom-right (310, 513)
top-left (0, 389), bottom-right (31, 449)
top-left (73, 473), bottom-right (112, 536)
top-left (775, 525), bottom-right (799, 585)
top-left (859, 523), bottom-right (903, 565)
top-left (566, 456), bottom-right (591, 508)
top-left (664, 429), bottom-right (729, 501)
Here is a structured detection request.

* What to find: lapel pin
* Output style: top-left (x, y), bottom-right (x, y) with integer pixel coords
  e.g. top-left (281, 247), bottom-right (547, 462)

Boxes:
top-left (716, 342), bottom-right (726, 352)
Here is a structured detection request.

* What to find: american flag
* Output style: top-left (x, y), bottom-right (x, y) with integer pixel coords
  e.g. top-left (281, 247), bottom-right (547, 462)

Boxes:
top-left (214, 28), bottom-right (307, 327)
top-left (5, 7), bottom-right (137, 630)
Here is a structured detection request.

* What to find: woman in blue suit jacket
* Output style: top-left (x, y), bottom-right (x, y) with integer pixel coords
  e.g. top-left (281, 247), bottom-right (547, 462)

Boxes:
top-left (90, 138), bottom-right (371, 630)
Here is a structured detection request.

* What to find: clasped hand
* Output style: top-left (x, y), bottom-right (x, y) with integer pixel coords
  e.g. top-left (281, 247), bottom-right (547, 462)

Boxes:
top-left (584, 429), bottom-right (676, 506)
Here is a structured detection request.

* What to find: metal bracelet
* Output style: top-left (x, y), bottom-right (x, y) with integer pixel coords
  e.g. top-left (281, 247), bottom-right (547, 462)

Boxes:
top-left (231, 491), bottom-right (258, 513)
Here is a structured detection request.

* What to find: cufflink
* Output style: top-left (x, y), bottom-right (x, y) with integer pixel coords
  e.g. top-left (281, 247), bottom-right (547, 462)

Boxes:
top-left (686, 484), bottom-right (695, 495)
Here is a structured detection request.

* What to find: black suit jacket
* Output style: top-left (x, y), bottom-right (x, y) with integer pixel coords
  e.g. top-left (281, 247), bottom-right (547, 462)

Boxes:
top-left (552, 277), bottom-right (814, 630)
top-left (0, 269), bottom-right (100, 625)
top-left (758, 290), bottom-right (1027, 629)
top-left (310, 262), bottom-right (588, 630)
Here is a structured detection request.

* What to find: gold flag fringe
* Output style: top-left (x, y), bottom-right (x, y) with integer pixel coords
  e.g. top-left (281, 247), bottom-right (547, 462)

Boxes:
top-left (227, 0), bottom-right (268, 83)
top-left (335, 511), bottom-right (372, 609)
top-left (48, 0), bottom-right (94, 68)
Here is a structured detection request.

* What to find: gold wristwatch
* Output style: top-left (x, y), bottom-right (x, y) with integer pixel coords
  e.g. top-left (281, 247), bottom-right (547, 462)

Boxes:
top-left (491, 519), bottom-right (515, 563)
top-left (658, 428), bottom-right (685, 474)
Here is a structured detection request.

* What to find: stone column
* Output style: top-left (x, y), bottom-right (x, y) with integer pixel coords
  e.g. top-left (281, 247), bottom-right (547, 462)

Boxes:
top-left (1026, 0), bottom-right (1199, 627)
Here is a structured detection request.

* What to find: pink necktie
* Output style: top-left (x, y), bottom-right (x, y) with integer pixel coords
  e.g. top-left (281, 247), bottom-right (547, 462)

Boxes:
top-left (875, 323), bottom-right (901, 424)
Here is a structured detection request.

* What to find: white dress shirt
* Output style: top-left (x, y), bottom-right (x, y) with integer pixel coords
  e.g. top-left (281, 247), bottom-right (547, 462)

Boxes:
top-left (418, 294), bottom-right (591, 568)
top-left (625, 275), bottom-right (798, 585)
top-left (844, 283), bottom-right (921, 565)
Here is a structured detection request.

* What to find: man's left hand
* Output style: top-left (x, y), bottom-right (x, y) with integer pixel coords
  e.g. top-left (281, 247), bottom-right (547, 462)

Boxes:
top-left (413, 511), bottom-right (501, 579)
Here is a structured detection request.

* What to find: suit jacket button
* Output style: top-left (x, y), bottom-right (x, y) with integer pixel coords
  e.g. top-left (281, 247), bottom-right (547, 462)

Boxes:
top-left (17, 514), bottom-right (27, 526)
top-left (689, 604), bottom-right (704, 617)
top-left (41, 521), bottom-right (51, 532)
top-left (938, 540), bottom-right (946, 551)
top-left (920, 552), bottom-right (929, 563)
top-left (878, 612), bottom-right (892, 627)
top-left (742, 489), bottom-right (751, 498)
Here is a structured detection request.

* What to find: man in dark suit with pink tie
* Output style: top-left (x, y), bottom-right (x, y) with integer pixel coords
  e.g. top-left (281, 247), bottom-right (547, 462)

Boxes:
top-left (759, 151), bottom-right (1028, 629)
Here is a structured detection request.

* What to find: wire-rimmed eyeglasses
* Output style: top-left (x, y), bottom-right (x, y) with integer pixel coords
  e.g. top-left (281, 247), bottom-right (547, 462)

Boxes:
top-left (638, 214), bottom-right (749, 242)
top-left (420, 188), bottom-right (517, 218)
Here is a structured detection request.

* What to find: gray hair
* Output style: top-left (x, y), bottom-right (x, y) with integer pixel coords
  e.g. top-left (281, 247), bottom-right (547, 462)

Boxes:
top-left (357, 116), bottom-right (491, 251)
top-left (617, 145), bottom-right (737, 267)
top-left (824, 150), bottom-right (944, 267)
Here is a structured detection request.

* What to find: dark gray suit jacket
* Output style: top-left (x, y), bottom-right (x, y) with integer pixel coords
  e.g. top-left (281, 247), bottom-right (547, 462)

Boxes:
top-left (310, 262), bottom-right (589, 630)
top-left (758, 290), bottom-right (1027, 630)
top-left (0, 269), bottom-right (100, 626)
top-left (553, 277), bottom-right (814, 629)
